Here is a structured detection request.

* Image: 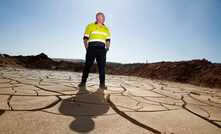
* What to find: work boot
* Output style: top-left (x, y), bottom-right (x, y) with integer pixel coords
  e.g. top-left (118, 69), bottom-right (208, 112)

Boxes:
top-left (78, 82), bottom-right (86, 87)
top-left (99, 84), bottom-right (107, 89)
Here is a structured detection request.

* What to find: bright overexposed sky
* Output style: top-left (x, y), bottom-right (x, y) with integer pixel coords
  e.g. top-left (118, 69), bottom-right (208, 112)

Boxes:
top-left (0, 0), bottom-right (221, 63)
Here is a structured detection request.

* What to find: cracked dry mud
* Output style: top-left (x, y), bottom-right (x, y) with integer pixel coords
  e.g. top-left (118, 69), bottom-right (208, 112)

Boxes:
top-left (0, 68), bottom-right (221, 134)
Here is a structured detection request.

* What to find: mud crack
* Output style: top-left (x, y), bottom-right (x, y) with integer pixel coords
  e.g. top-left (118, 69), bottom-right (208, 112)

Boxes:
top-left (106, 94), bottom-right (161, 134)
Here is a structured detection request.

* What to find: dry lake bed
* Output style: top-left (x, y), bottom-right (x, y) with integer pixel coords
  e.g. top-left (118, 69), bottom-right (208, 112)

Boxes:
top-left (0, 67), bottom-right (221, 134)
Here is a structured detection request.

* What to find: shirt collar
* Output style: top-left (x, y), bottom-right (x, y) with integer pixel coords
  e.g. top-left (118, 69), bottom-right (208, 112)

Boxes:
top-left (95, 21), bottom-right (105, 26)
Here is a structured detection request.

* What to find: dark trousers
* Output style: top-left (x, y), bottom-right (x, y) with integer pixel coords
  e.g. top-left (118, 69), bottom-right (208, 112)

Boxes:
top-left (81, 47), bottom-right (106, 84)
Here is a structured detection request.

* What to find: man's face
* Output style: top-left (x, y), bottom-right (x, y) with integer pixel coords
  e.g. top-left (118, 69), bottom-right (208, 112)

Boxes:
top-left (97, 14), bottom-right (105, 23)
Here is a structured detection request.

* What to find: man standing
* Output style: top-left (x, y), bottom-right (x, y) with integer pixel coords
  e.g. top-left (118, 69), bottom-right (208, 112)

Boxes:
top-left (78, 12), bottom-right (110, 89)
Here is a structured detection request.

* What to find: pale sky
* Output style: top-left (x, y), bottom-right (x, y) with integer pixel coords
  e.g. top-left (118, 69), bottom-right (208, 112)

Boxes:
top-left (0, 0), bottom-right (221, 63)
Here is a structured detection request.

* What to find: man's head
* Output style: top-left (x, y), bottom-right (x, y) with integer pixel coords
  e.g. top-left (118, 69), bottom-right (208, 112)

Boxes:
top-left (96, 12), bottom-right (105, 24)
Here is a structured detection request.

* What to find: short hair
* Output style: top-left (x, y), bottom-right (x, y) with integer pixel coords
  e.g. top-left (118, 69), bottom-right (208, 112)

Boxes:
top-left (96, 12), bottom-right (104, 19)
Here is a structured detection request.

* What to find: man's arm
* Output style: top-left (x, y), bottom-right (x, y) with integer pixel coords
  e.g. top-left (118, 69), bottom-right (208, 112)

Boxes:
top-left (84, 39), bottom-right (88, 50)
top-left (106, 26), bottom-right (110, 51)
top-left (106, 41), bottom-right (110, 51)
top-left (83, 24), bottom-right (91, 51)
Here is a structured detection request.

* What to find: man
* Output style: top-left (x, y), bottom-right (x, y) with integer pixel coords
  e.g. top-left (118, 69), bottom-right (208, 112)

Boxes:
top-left (78, 12), bottom-right (110, 89)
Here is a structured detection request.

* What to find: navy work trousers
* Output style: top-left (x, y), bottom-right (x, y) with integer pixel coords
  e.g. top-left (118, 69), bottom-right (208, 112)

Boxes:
top-left (81, 47), bottom-right (107, 84)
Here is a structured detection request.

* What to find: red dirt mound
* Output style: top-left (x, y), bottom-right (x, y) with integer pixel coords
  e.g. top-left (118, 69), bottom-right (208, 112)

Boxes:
top-left (0, 53), bottom-right (221, 88)
top-left (128, 59), bottom-right (221, 88)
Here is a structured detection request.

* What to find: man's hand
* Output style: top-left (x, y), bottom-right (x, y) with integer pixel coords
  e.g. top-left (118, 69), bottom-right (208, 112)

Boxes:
top-left (84, 39), bottom-right (88, 50)
top-left (106, 41), bottom-right (110, 52)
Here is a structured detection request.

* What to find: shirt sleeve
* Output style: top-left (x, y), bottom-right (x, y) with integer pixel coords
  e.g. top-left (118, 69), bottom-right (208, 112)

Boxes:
top-left (106, 27), bottom-right (111, 42)
top-left (83, 24), bottom-right (91, 39)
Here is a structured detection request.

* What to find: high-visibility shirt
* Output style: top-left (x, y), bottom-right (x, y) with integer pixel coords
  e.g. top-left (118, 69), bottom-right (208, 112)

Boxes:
top-left (83, 22), bottom-right (110, 46)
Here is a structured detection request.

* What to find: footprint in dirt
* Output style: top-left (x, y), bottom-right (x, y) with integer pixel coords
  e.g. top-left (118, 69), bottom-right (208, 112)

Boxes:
top-left (58, 87), bottom-right (109, 133)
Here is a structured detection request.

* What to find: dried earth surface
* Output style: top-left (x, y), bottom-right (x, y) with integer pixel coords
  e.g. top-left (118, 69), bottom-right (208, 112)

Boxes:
top-left (0, 68), bottom-right (221, 134)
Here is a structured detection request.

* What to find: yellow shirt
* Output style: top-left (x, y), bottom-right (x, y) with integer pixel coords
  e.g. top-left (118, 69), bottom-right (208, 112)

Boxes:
top-left (83, 22), bottom-right (111, 45)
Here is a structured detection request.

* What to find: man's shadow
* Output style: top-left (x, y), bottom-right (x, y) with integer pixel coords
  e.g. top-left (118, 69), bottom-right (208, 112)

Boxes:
top-left (58, 87), bottom-right (109, 133)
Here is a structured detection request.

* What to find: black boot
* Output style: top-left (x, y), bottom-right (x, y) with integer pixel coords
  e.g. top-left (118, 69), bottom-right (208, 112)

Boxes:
top-left (78, 82), bottom-right (86, 87)
top-left (99, 84), bottom-right (107, 89)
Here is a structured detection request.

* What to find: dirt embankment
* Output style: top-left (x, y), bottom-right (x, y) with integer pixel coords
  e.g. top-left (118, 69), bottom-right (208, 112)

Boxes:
top-left (0, 53), bottom-right (220, 88)
top-left (128, 60), bottom-right (221, 88)
top-left (0, 53), bottom-right (85, 71)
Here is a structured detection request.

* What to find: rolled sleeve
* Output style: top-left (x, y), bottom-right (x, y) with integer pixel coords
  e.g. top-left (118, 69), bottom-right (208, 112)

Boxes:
top-left (83, 24), bottom-right (91, 39)
top-left (106, 28), bottom-right (111, 42)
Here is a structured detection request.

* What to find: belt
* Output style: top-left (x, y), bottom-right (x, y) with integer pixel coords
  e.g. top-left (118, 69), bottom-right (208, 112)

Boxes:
top-left (88, 42), bottom-right (105, 48)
